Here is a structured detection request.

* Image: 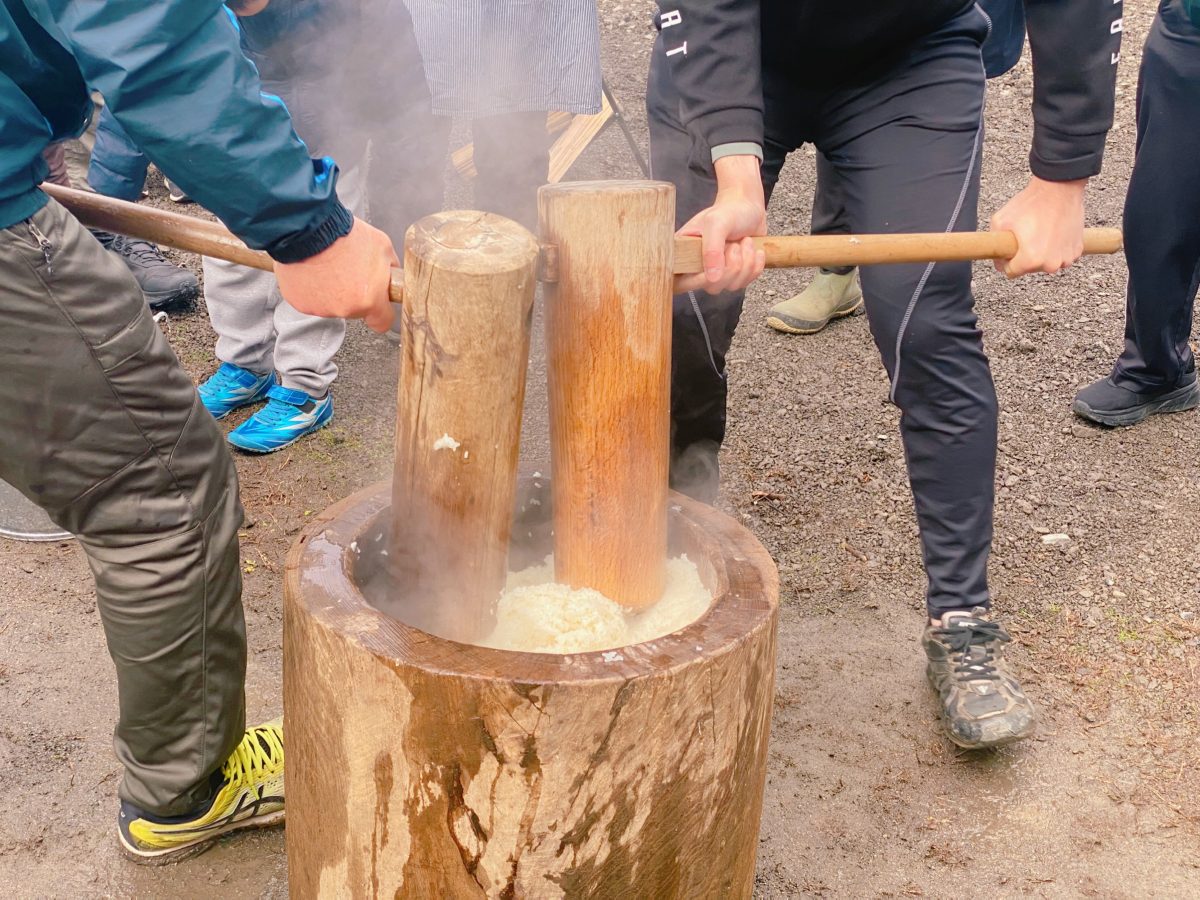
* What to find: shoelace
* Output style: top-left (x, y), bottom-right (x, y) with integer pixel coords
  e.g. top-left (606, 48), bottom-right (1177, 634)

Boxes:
top-left (203, 366), bottom-right (249, 396)
top-left (253, 397), bottom-right (307, 426)
top-left (109, 235), bottom-right (170, 265)
top-left (222, 725), bottom-right (283, 788)
top-left (933, 619), bottom-right (1010, 681)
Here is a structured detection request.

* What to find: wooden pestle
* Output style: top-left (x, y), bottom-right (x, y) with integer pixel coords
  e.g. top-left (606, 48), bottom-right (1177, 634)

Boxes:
top-left (390, 211), bottom-right (538, 644)
top-left (539, 181), bottom-right (675, 611)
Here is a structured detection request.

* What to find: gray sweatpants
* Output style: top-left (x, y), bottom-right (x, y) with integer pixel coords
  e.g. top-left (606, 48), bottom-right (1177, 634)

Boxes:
top-left (0, 198), bottom-right (246, 817)
top-left (202, 162), bottom-right (366, 396)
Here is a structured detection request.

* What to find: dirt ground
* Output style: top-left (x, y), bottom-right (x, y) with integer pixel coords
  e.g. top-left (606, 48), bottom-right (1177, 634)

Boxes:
top-left (1, 1), bottom-right (1197, 897)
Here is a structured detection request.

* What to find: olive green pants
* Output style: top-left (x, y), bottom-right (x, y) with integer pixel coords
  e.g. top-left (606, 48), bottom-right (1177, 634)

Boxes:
top-left (0, 198), bottom-right (246, 817)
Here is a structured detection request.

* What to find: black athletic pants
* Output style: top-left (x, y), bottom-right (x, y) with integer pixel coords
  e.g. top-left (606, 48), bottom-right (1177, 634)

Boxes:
top-left (648, 5), bottom-right (996, 616)
top-left (811, 152), bottom-right (854, 277)
top-left (1111, 0), bottom-right (1200, 392)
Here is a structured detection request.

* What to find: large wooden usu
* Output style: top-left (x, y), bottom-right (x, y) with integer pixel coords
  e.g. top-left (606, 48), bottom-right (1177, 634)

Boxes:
top-left (284, 188), bottom-right (780, 899)
top-left (284, 480), bottom-right (778, 899)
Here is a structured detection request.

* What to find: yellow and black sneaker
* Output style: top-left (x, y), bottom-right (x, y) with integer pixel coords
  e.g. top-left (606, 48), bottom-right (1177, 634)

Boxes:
top-left (118, 719), bottom-right (285, 865)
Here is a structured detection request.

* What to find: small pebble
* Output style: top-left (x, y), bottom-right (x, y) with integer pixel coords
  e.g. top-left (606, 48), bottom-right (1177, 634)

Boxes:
top-left (1041, 533), bottom-right (1071, 547)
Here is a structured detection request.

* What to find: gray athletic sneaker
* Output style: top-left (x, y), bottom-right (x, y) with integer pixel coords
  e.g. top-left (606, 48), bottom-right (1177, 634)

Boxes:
top-left (922, 608), bottom-right (1036, 750)
top-left (766, 268), bottom-right (863, 334)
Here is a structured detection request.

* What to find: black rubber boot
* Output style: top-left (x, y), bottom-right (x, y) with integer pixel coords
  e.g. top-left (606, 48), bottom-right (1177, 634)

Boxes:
top-left (1072, 371), bottom-right (1199, 427)
top-left (92, 230), bottom-right (198, 312)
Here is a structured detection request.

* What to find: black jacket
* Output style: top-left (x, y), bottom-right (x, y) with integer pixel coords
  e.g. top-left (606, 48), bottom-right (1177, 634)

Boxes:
top-left (656, 0), bottom-right (1123, 181)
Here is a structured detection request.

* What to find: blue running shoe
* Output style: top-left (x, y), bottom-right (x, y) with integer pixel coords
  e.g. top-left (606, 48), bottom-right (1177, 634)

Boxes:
top-left (227, 384), bottom-right (333, 454)
top-left (198, 363), bottom-right (273, 420)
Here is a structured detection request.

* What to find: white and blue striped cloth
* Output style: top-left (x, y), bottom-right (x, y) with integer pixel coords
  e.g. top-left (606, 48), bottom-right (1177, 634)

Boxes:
top-left (406, 0), bottom-right (603, 117)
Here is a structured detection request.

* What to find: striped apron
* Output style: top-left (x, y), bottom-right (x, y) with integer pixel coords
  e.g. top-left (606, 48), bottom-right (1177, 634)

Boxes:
top-left (406, 0), bottom-right (603, 117)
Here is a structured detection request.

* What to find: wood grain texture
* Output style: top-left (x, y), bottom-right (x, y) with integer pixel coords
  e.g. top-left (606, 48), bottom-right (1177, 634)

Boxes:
top-left (546, 94), bottom-right (614, 185)
top-left (390, 211), bottom-right (538, 644)
top-left (450, 98), bottom-right (613, 184)
top-left (672, 227), bottom-right (1125, 274)
top-left (41, 183), bottom-right (408, 303)
top-left (42, 184), bottom-right (1123, 299)
top-left (538, 180), bottom-right (675, 610)
top-left (284, 481), bottom-right (779, 900)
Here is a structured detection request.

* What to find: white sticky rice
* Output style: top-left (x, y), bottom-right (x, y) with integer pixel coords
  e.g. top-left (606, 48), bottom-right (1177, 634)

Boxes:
top-left (480, 555), bottom-right (712, 654)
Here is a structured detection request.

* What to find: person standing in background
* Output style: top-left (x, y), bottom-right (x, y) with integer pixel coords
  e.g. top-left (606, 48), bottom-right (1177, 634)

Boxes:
top-left (406, 0), bottom-right (603, 229)
top-left (1074, 0), bottom-right (1200, 426)
top-left (85, 105), bottom-right (203, 311)
top-left (196, 0), bottom-right (445, 454)
top-left (765, 0), bottom-right (1029, 336)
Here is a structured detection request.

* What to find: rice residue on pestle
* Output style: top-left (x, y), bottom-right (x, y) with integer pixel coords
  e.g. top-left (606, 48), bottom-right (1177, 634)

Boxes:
top-left (480, 555), bottom-right (711, 654)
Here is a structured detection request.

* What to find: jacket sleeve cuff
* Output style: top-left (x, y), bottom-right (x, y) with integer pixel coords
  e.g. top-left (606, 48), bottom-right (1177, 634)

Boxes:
top-left (1029, 125), bottom-right (1107, 182)
top-left (711, 142), bottom-right (764, 163)
top-left (691, 109), bottom-right (764, 161)
top-left (265, 200), bottom-right (354, 264)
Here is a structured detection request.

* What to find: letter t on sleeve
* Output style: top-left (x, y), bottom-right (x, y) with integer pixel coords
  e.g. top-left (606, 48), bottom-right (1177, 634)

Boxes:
top-left (655, 1), bottom-right (765, 164)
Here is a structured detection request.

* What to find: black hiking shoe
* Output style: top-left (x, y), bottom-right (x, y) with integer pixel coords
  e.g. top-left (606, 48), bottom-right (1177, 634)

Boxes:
top-left (92, 230), bottom-right (198, 312)
top-left (1073, 371), bottom-right (1199, 427)
top-left (922, 608), bottom-right (1036, 750)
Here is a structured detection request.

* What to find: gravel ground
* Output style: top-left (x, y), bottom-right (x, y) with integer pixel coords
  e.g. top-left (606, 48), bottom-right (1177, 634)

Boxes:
top-left (1, 1), bottom-right (1196, 896)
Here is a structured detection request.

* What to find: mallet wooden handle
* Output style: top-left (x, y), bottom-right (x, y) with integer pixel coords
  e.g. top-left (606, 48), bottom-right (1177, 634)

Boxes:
top-left (671, 228), bottom-right (1124, 274)
top-left (41, 183), bottom-right (407, 303)
top-left (44, 183), bottom-right (1123, 289)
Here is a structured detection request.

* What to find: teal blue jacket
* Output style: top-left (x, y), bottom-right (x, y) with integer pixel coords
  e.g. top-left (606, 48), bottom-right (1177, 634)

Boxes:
top-left (0, 1), bottom-right (350, 262)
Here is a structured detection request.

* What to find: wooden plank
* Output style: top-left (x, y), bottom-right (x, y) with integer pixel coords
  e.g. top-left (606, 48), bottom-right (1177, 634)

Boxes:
top-left (547, 94), bottom-right (614, 184)
top-left (451, 100), bottom-right (612, 184)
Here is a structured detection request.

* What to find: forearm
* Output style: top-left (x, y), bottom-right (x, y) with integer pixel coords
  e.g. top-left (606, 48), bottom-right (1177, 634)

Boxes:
top-left (32, 0), bottom-right (349, 262)
top-left (1024, 0), bottom-right (1122, 180)
top-left (713, 154), bottom-right (764, 203)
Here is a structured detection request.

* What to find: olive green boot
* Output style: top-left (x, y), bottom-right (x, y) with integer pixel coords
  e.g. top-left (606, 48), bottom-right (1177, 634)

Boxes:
top-left (766, 269), bottom-right (863, 335)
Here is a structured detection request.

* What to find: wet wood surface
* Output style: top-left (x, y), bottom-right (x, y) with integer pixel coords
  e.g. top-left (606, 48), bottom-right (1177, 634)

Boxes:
top-left (284, 482), bottom-right (779, 899)
top-left (538, 181), bottom-right (675, 611)
top-left (390, 211), bottom-right (538, 644)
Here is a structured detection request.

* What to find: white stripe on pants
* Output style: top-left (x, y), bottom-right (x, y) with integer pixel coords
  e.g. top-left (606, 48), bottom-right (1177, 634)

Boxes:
top-left (202, 162), bottom-right (366, 396)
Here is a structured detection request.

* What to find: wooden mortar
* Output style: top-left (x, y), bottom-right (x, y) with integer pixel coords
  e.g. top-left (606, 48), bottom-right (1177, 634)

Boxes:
top-left (283, 479), bottom-right (778, 899)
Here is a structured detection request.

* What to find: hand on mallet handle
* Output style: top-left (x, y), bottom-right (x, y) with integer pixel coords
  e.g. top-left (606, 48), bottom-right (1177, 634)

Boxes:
top-left (990, 176), bottom-right (1087, 279)
top-left (674, 155), bottom-right (768, 295)
top-left (274, 216), bottom-right (399, 332)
